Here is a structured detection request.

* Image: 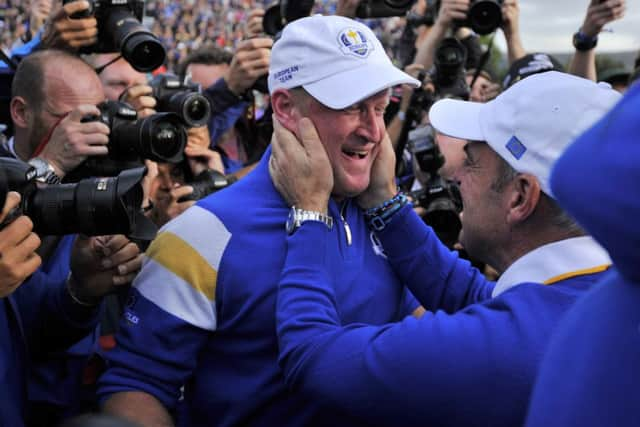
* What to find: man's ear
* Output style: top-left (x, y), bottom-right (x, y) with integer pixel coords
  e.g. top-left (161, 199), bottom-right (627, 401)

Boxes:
top-left (271, 89), bottom-right (302, 134)
top-left (10, 96), bottom-right (29, 129)
top-left (505, 173), bottom-right (541, 225)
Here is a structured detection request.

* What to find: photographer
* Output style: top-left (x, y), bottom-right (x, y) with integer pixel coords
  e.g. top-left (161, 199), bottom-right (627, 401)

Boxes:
top-left (5, 49), bottom-right (143, 426)
top-left (180, 41), bottom-right (272, 173)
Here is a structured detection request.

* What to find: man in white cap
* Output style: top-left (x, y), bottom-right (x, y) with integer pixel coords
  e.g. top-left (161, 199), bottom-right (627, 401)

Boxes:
top-left (98, 15), bottom-right (421, 427)
top-left (268, 71), bottom-right (621, 426)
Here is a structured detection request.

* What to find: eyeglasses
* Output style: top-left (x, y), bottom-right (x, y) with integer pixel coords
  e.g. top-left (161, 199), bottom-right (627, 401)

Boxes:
top-left (93, 54), bottom-right (123, 75)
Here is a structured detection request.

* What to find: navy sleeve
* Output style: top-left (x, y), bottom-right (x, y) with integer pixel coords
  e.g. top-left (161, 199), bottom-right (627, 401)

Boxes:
top-left (377, 204), bottom-right (494, 312)
top-left (13, 269), bottom-right (101, 356)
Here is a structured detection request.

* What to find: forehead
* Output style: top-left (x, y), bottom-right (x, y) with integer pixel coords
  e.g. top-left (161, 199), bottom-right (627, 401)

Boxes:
top-left (187, 63), bottom-right (229, 88)
top-left (101, 58), bottom-right (146, 83)
top-left (43, 65), bottom-right (105, 110)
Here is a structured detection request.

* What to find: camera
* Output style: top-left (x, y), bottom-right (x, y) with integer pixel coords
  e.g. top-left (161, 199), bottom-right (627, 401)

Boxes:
top-left (407, 125), bottom-right (461, 247)
top-left (356, 0), bottom-right (416, 19)
top-left (149, 74), bottom-right (212, 128)
top-left (177, 168), bottom-right (237, 203)
top-left (62, 0), bottom-right (166, 72)
top-left (430, 0), bottom-right (503, 35)
top-left (263, 0), bottom-right (315, 36)
top-left (430, 37), bottom-right (470, 100)
top-left (83, 101), bottom-right (187, 164)
top-left (0, 157), bottom-right (157, 240)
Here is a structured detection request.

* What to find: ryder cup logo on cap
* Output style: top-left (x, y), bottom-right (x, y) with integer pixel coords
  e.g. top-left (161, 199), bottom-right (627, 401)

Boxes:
top-left (429, 71), bottom-right (622, 197)
top-left (338, 28), bottom-right (374, 58)
top-left (268, 15), bottom-right (419, 110)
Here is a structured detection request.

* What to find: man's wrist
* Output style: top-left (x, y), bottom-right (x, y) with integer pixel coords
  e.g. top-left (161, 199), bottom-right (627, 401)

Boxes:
top-left (66, 273), bottom-right (101, 307)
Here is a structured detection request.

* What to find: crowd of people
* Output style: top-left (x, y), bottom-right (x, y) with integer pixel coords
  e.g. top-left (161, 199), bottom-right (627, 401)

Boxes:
top-left (0, 0), bottom-right (639, 427)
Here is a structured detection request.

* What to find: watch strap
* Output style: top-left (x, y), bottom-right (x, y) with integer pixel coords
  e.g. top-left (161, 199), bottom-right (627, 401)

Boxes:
top-left (287, 207), bottom-right (333, 235)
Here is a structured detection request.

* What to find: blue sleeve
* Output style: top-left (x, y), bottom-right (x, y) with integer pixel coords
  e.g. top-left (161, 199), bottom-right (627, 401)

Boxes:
top-left (13, 269), bottom-right (101, 356)
top-left (377, 204), bottom-right (494, 312)
top-left (98, 288), bottom-right (209, 409)
top-left (10, 29), bottom-right (42, 61)
top-left (276, 222), bottom-right (541, 426)
top-left (202, 78), bottom-right (247, 144)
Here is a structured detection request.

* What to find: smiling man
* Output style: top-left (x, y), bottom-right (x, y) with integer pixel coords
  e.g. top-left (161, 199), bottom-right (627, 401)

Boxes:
top-left (99, 15), bottom-right (420, 427)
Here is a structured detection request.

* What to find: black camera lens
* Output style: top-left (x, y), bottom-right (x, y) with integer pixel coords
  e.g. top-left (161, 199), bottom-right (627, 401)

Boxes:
top-left (184, 97), bottom-right (209, 125)
top-left (122, 32), bottom-right (167, 73)
top-left (147, 119), bottom-right (184, 160)
top-left (468, 0), bottom-right (502, 35)
top-left (107, 9), bottom-right (166, 72)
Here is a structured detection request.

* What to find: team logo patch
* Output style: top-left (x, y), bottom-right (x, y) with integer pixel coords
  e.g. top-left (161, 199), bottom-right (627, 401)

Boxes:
top-left (506, 135), bottom-right (527, 160)
top-left (338, 28), bottom-right (374, 58)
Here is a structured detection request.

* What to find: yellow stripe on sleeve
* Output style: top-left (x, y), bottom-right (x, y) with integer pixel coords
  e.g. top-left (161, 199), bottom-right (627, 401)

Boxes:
top-left (146, 231), bottom-right (218, 301)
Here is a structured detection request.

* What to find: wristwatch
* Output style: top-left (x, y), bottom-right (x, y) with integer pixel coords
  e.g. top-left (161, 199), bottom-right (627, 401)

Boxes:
top-left (285, 207), bottom-right (333, 235)
top-left (28, 157), bottom-right (61, 184)
top-left (573, 29), bottom-right (598, 52)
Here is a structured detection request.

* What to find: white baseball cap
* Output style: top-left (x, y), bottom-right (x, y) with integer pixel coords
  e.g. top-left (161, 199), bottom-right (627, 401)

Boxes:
top-left (429, 71), bottom-right (621, 197)
top-left (268, 14), bottom-right (420, 109)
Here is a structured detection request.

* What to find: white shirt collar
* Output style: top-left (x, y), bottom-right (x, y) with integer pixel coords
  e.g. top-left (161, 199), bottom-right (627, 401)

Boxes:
top-left (492, 236), bottom-right (611, 297)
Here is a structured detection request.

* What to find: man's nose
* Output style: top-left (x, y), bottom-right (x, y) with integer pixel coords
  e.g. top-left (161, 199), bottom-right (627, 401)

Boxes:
top-left (357, 109), bottom-right (383, 143)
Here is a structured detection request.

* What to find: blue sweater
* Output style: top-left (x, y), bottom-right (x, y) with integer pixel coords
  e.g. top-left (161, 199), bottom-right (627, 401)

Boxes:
top-left (0, 267), bottom-right (101, 426)
top-left (98, 149), bottom-right (417, 426)
top-left (277, 204), bottom-right (607, 427)
top-left (525, 78), bottom-right (640, 427)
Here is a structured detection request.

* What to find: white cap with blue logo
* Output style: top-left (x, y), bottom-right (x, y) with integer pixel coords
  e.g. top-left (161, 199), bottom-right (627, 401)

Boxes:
top-left (428, 71), bottom-right (621, 197)
top-left (268, 14), bottom-right (420, 109)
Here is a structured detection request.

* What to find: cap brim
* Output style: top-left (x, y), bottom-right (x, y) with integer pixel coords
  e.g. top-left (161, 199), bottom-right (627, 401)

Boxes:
top-left (428, 98), bottom-right (487, 141)
top-left (303, 63), bottom-right (420, 109)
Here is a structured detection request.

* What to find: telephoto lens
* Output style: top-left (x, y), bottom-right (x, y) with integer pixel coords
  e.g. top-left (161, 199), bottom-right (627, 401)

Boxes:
top-left (356, 0), bottom-right (415, 19)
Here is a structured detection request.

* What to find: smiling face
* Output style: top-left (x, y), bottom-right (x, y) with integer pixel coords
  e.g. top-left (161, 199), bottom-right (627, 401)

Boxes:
top-left (293, 90), bottom-right (389, 200)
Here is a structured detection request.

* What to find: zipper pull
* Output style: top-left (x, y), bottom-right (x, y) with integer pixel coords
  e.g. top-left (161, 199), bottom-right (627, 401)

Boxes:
top-left (340, 201), bottom-right (352, 246)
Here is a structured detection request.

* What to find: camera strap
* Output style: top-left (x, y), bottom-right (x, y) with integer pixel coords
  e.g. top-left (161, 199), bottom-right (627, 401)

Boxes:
top-left (469, 32), bottom-right (496, 90)
top-left (32, 113), bottom-right (70, 158)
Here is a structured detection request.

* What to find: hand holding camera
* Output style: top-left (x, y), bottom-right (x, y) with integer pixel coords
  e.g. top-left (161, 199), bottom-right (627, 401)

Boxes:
top-left (336, 0), bottom-right (362, 18)
top-left (245, 8), bottom-right (266, 38)
top-left (69, 233), bottom-right (143, 305)
top-left (0, 191), bottom-right (42, 298)
top-left (42, 0), bottom-right (98, 50)
top-left (40, 104), bottom-right (111, 178)
top-left (225, 38), bottom-right (273, 97)
top-left (435, 0), bottom-right (470, 30)
top-left (120, 84), bottom-right (157, 119)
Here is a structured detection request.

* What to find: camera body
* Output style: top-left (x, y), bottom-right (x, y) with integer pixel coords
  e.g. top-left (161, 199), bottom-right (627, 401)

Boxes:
top-left (0, 157), bottom-right (156, 239)
top-left (263, 0), bottom-right (315, 36)
top-left (407, 125), bottom-right (462, 247)
top-left (84, 101), bottom-right (187, 164)
top-left (356, 0), bottom-right (416, 19)
top-left (430, 37), bottom-right (470, 100)
top-left (62, 0), bottom-right (166, 72)
top-left (178, 169), bottom-right (237, 203)
top-left (150, 74), bottom-right (212, 128)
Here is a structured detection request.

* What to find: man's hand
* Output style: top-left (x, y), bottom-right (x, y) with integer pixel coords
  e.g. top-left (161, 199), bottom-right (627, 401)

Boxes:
top-left (185, 141), bottom-right (225, 176)
top-left (0, 192), bottom-right (42, 298)
top-left (336, 0), bottom-right (361, 18)
top-left (70, 234), bottom-right (143, 304)
top-left (30, 0), bottom-right (52, 35)
top-left (434, 0), bottom-right (470, 29)
top-left (245, 8), bottom-right (265, 38)
top-left (356, 133), bottom-right (397, 210)
top-left (581, 0), bottom-right (626, 38)
top-left (120, 84), bottom-right (157, 118)
top-left (39, 105), bottom-right (110, 178)
top-left (41, 1), bottom-right (98, 50)
top-left (269, 117), bottom-right (332, 213)
top-left (224, 38), bottom-right (273, 96)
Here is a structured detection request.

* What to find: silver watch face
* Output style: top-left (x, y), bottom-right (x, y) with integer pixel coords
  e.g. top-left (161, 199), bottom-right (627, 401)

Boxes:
top-left (285, 207), bottom-right (297, 234)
